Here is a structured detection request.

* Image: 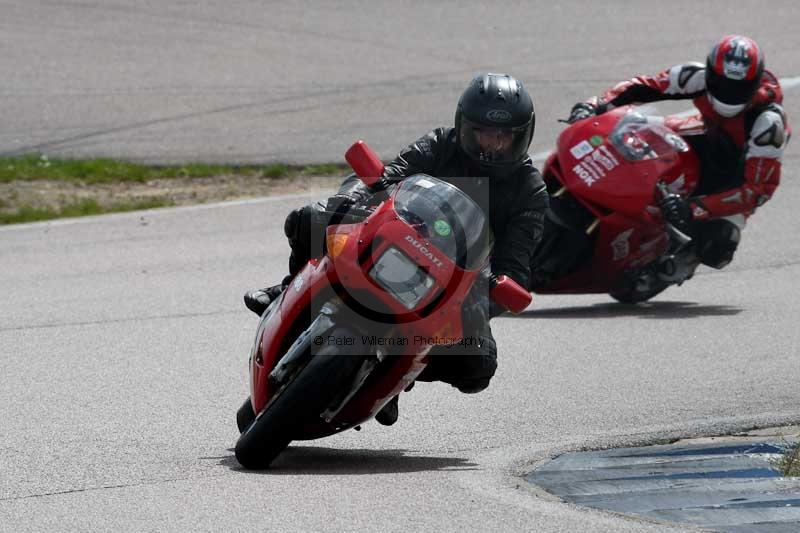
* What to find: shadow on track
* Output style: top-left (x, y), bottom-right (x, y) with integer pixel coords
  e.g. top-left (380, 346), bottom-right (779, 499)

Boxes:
top-left (213, 446), bottom-right (477, 475)
top-left (511, 300), bottom-right (743, 320)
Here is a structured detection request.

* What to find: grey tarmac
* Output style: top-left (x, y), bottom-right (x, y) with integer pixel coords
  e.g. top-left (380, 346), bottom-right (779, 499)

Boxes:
top-left (2, 2), bottom-right (800, 531)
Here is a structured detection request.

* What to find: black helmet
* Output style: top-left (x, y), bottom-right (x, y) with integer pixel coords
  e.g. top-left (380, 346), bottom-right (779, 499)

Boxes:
top-left (455, 73), bottom-right (535, 175)
top-left (705, 35), bottom-right (764, 117)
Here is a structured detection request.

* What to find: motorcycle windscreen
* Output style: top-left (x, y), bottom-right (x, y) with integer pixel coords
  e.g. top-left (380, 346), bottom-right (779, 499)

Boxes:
top-left (565, 111), bottom-right (689, 217)
top-left (392, 175), bottom-right (494, 271)
top-left (609, 113), bottom-right (689, 163)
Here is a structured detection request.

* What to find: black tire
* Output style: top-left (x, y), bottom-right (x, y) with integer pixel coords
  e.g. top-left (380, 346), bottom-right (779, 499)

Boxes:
top-left (609, 283), bottom-right (669, 304)
top-left (234, 327), bottom-right (371, 470)
top-left (236, 397), bottom-right (256, 434)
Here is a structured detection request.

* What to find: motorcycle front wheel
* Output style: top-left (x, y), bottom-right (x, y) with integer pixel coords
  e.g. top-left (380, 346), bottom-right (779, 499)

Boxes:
top-left (236, 397), bottom-right (256, 434)
top-left (609, 282), bottom-right (669, 304)
top-left (234, 326), bottom-right (371, 470)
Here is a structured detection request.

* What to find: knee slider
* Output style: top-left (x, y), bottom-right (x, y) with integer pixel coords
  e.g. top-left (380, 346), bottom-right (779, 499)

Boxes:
top-left (454, 338), bottom-right (497, 394)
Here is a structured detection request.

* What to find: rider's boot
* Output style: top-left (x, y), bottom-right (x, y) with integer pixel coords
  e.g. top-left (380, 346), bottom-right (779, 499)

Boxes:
top-left (375, 395), bottom-right (399, 426)
top-left (243, 275), bottom-right (291, 316)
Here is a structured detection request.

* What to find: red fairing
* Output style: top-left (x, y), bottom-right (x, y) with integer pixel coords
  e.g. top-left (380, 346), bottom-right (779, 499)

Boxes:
top-left (248, 183), bottom-right (482, 438)
top-left (537, 106), bottom-right (699, 293)
top-left (249, 256), bottom-right (331, 414)
top-left (555, 108), bottom-right (700, 220)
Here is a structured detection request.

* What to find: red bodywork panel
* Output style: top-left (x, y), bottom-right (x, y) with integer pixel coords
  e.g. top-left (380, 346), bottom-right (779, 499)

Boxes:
top-left (537, 107), bottom-right (701, 294)
top-left (249, 194), bottom-right (480, 438)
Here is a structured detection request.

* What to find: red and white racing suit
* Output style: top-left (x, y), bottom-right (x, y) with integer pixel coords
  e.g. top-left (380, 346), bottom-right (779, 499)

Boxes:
top-left (591, 63), bottom-right (790, 222)
top-left (588, 64), bottom-right (791, 268)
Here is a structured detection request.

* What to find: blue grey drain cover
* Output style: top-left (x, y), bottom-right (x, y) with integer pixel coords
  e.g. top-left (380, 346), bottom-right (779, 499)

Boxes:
top-left (527, 438), bottom-right (800, 532)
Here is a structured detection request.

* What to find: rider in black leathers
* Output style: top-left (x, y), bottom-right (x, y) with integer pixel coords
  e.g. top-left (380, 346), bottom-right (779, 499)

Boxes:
top-left (245, 73), bottom-right (548, 424)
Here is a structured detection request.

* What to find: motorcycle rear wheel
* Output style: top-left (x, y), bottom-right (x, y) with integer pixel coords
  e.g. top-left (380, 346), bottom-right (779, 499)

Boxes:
top-left (234, 327), bottom-right (371, 470)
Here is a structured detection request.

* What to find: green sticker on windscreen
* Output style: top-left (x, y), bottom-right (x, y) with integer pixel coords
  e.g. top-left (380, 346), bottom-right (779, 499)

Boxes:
top-left (590, 135), bottom-right (604, 147)
top-left (434, 219), bottom-right (452, 237)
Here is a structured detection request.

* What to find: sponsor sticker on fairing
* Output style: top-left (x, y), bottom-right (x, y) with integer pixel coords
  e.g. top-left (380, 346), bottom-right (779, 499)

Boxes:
top-left (666, 174), bottom-right (688, 195)
top-left (571, 145), bottom-right (620, 187)
top-left (573, 162), bottom-right (598, 187)
top-left (404, 235), bottom-right (444, 267)
top-left (611, 229), bottom-right (634, 261)
top-left (434, 219), bottom-right (451, 237)
top-left (570, 140), bottom-right (595, 159)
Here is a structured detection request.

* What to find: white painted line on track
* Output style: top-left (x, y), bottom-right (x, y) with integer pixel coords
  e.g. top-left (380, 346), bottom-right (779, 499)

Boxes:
top-left (780, 75), bottom-right (800, 89)
top-left (0, 190), bottom-right (335, 232)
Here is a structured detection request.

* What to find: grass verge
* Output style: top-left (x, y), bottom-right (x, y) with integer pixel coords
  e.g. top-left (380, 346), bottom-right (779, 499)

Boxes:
top-left (0, 198), bottom-right (176, 225)
top-left (0, 154), bottom-right (348, 224)
top-left (0, 154), bottom-right (348, 184)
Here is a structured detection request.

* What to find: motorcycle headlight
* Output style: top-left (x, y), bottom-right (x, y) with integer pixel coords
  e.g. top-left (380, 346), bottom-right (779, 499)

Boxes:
top-left (369, 247), bottom-right (435, 310)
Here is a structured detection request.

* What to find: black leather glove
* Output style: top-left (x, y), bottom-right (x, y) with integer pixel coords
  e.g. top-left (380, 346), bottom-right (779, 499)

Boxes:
top-left (565, 102), bottom-right (598, 124)
top-left (659, 194), bottom-right (693, 233)
top-left (462, 287), bottom-right (491, 334)
top-left (324, 193), bottom-right (357, 215)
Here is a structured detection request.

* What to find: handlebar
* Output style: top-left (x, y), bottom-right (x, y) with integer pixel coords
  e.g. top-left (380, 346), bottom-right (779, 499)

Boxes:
top-left (323, 206), bottom-right (375, 224)
top-left (487, 273), bottom-right (532, 314)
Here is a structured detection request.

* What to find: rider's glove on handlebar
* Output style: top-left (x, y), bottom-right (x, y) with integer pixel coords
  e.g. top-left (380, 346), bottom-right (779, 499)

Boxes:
top-left (659, 194), bottom-right (693, 234)
top-left (564, 102), bottom-right (598, 124)
top-left (462, 291), bottom-right (491, 334)
top-left (563, 98), bottom-right (611, 124)
top-left (325, 193), bottom-right (357, 214)
top-left (567, 102), bottom-right (596, 124)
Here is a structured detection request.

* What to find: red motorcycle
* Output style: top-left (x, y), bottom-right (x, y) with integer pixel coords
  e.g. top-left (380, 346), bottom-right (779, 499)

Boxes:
top-left (529, 106), bottom-right (702, 303)
top-left (235, 141), bottom-right (531, 469)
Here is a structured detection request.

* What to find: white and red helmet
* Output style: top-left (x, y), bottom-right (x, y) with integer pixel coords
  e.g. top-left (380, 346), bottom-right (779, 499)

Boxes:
top-left (705, 35), bottom-right (765, 117)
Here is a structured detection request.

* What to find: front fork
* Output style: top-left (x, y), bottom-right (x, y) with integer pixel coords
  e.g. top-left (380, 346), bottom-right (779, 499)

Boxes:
top-left (654, 248), bottom-right (700, 285)
top-left (631, 242), bottom-right (699, 293)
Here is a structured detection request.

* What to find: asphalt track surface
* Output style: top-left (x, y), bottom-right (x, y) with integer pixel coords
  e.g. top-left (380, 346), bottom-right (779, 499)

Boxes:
top-left (2, 2), bottom-right (800, 531)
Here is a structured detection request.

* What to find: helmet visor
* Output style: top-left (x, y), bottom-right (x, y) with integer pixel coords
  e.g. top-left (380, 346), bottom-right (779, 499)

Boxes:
top-left (459, 117), bottom-right (531, 166)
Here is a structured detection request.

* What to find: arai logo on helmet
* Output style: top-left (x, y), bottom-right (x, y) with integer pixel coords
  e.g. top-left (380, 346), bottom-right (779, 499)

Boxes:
top-left (404, 235), bottom-right (444, 267)
top-left (486, 109), bottom-right (512, 122)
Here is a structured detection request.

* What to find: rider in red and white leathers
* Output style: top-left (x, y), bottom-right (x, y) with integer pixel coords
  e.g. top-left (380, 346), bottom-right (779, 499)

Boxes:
top-left (567, 35), bottom-right (791, 269)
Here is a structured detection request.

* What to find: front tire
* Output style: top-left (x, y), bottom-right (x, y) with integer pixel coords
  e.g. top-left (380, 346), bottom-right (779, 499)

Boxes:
top-left (236, 397), bottom-right (256, 434)
top-left (234, 327), bottom-right (371, 469)
top-left (609, 283), bottom-right (669, 304)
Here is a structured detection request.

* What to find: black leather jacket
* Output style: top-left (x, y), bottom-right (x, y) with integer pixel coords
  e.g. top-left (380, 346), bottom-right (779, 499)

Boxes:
top-left (337, 127), bottom-right (548, 289)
